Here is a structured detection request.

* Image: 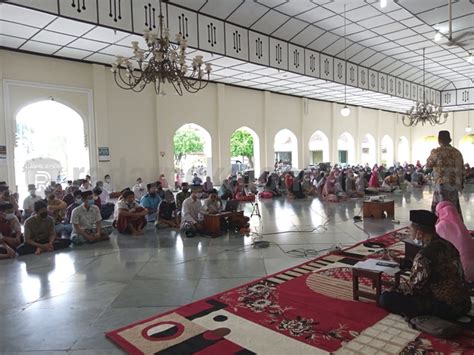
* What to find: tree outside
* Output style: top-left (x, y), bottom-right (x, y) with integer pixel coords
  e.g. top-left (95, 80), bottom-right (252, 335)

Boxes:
top-left (230, 129), bottom-right (254, 168)
top-left (173, 129), bottom-right (205, 165)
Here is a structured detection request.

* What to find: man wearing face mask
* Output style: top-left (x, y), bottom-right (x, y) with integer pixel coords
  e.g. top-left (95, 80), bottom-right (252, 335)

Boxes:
top-left (176, 183), bottom-right (191, 211)
top-left (180, 186), bottom-right (204, 237)
top-left (117, 190), bottom-right (148, 235)
top-left (64, 190), bottom-right (85, 236)
top-left (140, 183), bottom-right (161, 223)
top-left (379, 210), bottom-right (471, 320)
top-left (103, 174), bottom-right (114, 196)
top-left (70, 191), bottom-right (111, 245)
top-left (0, 203), bottom-right (22, 249)
top-left (22, 184), bottom-right (42, 220)
top-left (16, 200), bottom-right (71, 256)
top-left (133, 178), bottom-right (146, 201)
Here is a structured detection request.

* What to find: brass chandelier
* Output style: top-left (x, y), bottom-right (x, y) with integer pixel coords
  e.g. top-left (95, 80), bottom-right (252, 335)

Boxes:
top-left (111, 0), bottom-right (212, 95)
top-left (402, 48), bottom-right (447, 126)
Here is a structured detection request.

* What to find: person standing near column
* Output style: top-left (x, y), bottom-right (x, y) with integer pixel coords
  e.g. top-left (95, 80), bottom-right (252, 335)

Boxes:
top-left (426, 130), bottom-right (464, 219)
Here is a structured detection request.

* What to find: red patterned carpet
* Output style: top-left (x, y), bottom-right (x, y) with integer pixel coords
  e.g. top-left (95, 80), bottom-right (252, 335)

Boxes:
top-left (106, 228), bottom-right (474, 354)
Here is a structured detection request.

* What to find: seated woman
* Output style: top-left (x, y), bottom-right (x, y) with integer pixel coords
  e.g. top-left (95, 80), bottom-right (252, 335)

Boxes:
top-left (368, 165), bottom-right (380, 188)
top-left (291, 171), bottom-right (306, 199)
top-left (219, 179), bottom-right (233, 200)
top-left (322, 171), bottom-right (338, 202)
top-left (156, 190), bottom-right (179, 229)
top-left (436, 201), bottom-right (474, 283)
top-left (379, 210), bottom-right (471, 320)
top-left (202, 176), bottom-right (214, 194)
top-left (264, 173), bottom-right (281, 196)
top-left (0, 203), bottom-right (22, 249)
top-left (381, 171), bottom-right (400, 192)
top-left (116, 191), bottom-right (148, 235)
top-left (355, 171), bottom-right (366, 196)
top-left (344, 169), bottom-right (357, 197)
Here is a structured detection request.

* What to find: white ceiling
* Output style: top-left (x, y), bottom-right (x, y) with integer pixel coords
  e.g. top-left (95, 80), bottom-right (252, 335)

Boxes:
top-left (0, 0), bottom-right (473, 113)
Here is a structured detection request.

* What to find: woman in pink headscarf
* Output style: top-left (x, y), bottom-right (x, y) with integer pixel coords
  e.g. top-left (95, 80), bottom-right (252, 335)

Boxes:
top-left (368, 164), bottom-right (380, 188)
top-left (322, 170), bottom-right (338, 202)
top-left (436, 200), bottom-right (474, 283)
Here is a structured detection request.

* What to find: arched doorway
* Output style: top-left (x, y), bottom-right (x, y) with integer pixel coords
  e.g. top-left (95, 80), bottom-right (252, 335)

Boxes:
top-left (459, 134), bottom-right (474, 166)
top-left (230, 127), bottom-right (260, 178)
top-left (308, 130), bottom-right (329, 164)
top-left (274, 129), bottom-right (298, 170)
top-left (337, 132), bottom-right (355, 165)
top-left (173, 123), bottom-right (212, 183)
top-left (414, 135), bottom-right (437, 164)
top-left (381, 135), bottom-right (394, 166)
top-left (15, 100), bottom-right (89, 198)
top-left (398, 136), bottom-right (410, 165)
top-left (361, 134), bottom-right (376, 166)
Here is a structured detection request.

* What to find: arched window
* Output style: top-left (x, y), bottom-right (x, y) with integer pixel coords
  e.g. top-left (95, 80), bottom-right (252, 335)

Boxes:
top-left (274, 129), bottom-right (298, 169)
top-left (381, 135), bottom-right (394, 166)
top-left (361, 134), bottom-right (376, 166)
top-left (337, 132), bottom-right (355, 165)
top-left (309, 130), bottom-right (329, 164)
top-left (230, 127), bottom-right (260, 177)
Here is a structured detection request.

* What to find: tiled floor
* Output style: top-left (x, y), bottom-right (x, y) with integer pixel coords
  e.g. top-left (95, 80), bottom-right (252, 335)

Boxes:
top-left (1, 186), bottom-right (473, 354)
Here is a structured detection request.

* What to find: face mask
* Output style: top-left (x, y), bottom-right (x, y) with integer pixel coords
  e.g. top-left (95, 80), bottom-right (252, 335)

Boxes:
top-left (4, 213), bottom-right (15, 220)
top-left (87, 199), bottom-right (95, 205)
top-left (75, 198), bottom-right (83, 204)
top-left (39, 211), bottom-right (48, 218)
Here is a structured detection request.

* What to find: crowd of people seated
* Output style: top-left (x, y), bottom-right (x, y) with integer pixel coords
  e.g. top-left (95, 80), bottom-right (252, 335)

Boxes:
top-left (0, 171), bottom-right (257, 258)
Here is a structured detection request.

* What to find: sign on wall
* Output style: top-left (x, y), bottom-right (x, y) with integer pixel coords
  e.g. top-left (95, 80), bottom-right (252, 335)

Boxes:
top-left (98, 147), bottom-right (110, 162)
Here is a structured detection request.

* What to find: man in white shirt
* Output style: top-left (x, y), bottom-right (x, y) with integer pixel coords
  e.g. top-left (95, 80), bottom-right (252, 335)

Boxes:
top-left (22, 184), bottom-right (42, 219)
top-left (70, 191), bottom-right (110, 245)
top-left (180, 187), bottom-right (204, 237)
top-left (103, 174), bottom-right (114, 195)
top-left (202, 189), bottom-right (222, 214)
top-left (132, 177), bottom-right (146, 201)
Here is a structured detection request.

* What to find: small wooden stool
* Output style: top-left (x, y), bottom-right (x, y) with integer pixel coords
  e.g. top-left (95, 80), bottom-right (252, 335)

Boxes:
top-left (352, 268), bottom-right (400, 305)
top-left (363, 200), bottom-right (394, 219)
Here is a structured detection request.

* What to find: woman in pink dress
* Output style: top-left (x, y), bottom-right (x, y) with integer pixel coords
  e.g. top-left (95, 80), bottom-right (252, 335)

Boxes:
top-left (435, 201), bottom-right (474, 283)
top-left (368, 165), bottom-right (380, 188)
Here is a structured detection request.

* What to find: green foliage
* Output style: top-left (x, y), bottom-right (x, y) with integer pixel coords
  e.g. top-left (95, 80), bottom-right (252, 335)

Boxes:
top-left (230, 129), bottom-right (254, 167)
top-left (173, 129), bottom-right (204, 164)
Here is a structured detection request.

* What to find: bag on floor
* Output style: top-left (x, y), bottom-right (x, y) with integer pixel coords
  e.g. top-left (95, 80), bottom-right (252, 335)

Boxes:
top-left (409, 316), bottom-right (462, 339)
top-left (259, 191), bottom-right (273, 199)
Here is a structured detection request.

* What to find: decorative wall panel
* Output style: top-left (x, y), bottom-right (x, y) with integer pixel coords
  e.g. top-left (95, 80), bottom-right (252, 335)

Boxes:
top-left (358, 66), bottom-right (368, 89)
top-left (347, 62), bottom-right (357, 87)
top-left (304, 49), bottom-right (320, 78)
top-left (269, 38), bottom-right (288, 70)
top-left (167, 4), bottom-right (198, 48)
top-left (334, 58), bottom-right (346, 84)
top-left (198, 14), bottom-right (225, 54)
top-left (369, 70), bottom-right (377, 91)
top-left (59, 0), bottom-right (98, 23)
top-left (249, 31), bottom-right (269, 66)
top-left (225, 23), bottom-right (249, 61)
top-left (378, 73), bottom-right (387, 94)
top-left (288, 44), bottom-right (305, 74)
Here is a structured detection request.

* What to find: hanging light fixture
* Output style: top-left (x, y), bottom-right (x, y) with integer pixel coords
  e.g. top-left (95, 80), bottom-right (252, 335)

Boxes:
top-left (111, 0), bottom-right (212, 95)
top-left (340, 3), bottom-right (351, 117)
top-left (402, 48), bottom-right (448, 126)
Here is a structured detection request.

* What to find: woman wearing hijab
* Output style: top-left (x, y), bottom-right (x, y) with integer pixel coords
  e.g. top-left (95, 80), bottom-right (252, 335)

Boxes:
top-left (436, 201), bottom-right (474, 283)
top-left (322, 170), bottom-right (338, 202)
top-left (368, 164), bottom-right (380, 188)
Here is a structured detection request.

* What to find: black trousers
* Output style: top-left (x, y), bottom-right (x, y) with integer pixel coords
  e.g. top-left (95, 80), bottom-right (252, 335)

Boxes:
top-left (16, 239), bottom-right (72, 256)
top-left (379, 291), bottom-right (470, 320)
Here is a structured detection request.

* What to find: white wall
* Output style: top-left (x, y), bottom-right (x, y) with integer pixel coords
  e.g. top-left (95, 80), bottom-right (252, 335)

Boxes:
top-left (1, 49), bottom-right (473, 191)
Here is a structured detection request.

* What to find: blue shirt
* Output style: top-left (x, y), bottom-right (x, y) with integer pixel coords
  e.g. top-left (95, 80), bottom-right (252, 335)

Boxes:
top-left (140, 193), bottom-right (161, 222)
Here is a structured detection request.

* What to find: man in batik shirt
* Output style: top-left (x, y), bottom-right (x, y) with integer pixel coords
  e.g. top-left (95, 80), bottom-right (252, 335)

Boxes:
top-left (426, 130), bottom-right (464, 219)
top-left (379, 210), bottom-right (471, 320)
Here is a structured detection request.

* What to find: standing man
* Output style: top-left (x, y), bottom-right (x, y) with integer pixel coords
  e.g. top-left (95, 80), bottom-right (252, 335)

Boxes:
top-left (426, 130), bottom-right (464, 218)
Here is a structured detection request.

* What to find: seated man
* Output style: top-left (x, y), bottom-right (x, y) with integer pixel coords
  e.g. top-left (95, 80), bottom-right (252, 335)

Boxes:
top-left (0, 237), bottom-right (16, 259)
top-left (203, 189), bottom-right (222, 214)
top-left (117, 190), bottom-right (148, 235)
top-left (95, 181), bottom-right (115, 219)
top-left (176, 183), bottom-right (191, 211)
top-left (379, 210), bottom-right (471, 320)
top-left (180, 187), bottom-right (204, 237)
top-left (132, 177), bottom-right (147, 202)
top-left (64, 190), bottom-right (84, 236)
top-left (0, 203), bottom-right (22, 249)
top-left (92, 187), bottom-right (102, 209)
top-left (140, 183), bottom-right (161, 223)
top-left (53, 183), bottom-right (65, 200)
top-left (47, 193), bottom-right (67, 237)
top-left (156, 190), bottom-right (179, 229)
top-left (70, 191), bottom-right (111, 245)
top-left (202, 176), bottom-right (214, 194)
top-left (192, 173), bottom-right (203, 186)
top-left (16, 201), bottom-right (71, 256)
top-left (62, 185), bottom-right (79, 207)
top-left (22, 184), bottom-right (42, 220)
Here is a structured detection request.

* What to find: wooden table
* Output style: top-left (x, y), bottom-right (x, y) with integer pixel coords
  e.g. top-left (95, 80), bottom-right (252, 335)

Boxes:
top-left (363, 200), bottom-right (394, 219)
top-left (202, 211), bottom-right (244, 237)
top-left (352, 267), bottom-right (401, 305)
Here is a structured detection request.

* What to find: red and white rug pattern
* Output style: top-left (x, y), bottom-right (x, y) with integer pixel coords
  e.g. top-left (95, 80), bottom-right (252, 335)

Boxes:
top-left (106, 228), bottom-right (474, 354)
